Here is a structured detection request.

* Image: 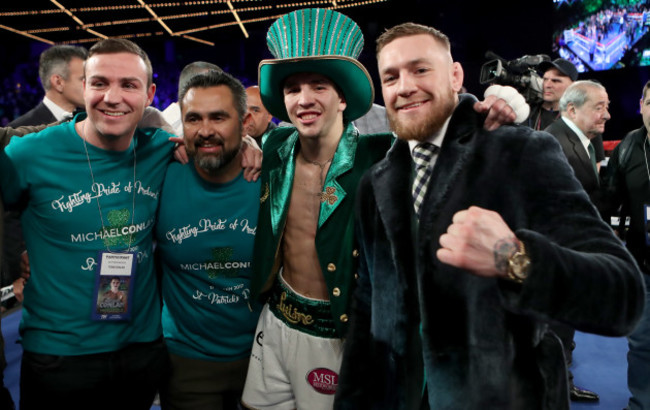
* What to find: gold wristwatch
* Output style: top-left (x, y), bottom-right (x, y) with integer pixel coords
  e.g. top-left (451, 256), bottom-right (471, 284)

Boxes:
top-left (507, 240), bottom-right (530, 283)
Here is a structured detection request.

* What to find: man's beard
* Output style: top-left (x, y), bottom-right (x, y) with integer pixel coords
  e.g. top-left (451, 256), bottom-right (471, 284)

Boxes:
top-left (193, 139), bottom-right (241, 172)
top-left (387, 90), bottom-right (456, 142)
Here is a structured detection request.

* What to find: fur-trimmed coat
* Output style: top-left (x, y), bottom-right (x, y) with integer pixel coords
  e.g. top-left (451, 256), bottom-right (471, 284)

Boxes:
top-left (335, 97), bottom-right (644, 410)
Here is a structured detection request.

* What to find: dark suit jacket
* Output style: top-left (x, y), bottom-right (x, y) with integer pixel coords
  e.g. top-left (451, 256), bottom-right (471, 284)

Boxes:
top-left (544, 118), bottom-right (600, 199)
top-left (5, 102), bottom-right (57, 283)
top-left (335, 97), bottom-right (644, 410)
top-left (1, 123), bottom-right (46, 373)
top-left (1, 124), bottom-right (46, 282)
top-left (8, 101), bottom-right (57, 127)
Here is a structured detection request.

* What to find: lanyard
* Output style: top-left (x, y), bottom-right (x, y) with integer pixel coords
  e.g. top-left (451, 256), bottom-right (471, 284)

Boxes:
top-left (81, 123), bottom-right (137, 253)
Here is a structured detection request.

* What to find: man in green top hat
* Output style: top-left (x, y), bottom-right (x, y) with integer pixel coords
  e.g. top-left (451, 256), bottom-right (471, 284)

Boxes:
top-left (242, 8), bottom-right (526, 409)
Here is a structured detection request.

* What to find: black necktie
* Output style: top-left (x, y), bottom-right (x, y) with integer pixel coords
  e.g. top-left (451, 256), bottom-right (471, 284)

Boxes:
top-left (588, 142), bottom-right (598, 177)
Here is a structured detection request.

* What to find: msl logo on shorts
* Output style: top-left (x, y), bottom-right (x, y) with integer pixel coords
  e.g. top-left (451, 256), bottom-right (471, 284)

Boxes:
top-left (306, 367), bottom-right (338, 395)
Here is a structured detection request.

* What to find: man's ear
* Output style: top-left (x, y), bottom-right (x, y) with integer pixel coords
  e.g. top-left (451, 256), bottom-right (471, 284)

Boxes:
top-left (242, 112), bottom-right (253, 135)
top-left (338, 93), bottom-right (347, 114)
top-left (51, 74), bottom-right (64, 93)
top-left (566, 103), bottom-right (576, 118)
top-left (451, 62), bottom-right (464, 93)
top-left (146, 83), bottom-right (156, 106)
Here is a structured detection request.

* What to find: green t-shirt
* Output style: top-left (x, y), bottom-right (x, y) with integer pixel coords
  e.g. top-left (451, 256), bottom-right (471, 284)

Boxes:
top-left (156, 161), bottom-right (262, 361)
top-left (0, 116), bottom-right (174, 355)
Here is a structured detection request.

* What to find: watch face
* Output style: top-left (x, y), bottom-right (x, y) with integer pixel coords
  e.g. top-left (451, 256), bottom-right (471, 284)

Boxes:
top-left (511, 253), bottom-right (530, 278)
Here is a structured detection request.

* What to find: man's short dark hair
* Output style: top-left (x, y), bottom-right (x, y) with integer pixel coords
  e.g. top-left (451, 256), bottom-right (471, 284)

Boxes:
top-left (87, 38), bottom-right (153, 87)
top-left (178, 70), bottom-right (247, 123)
top-left (376, 22), bottom-right (450, 55)
top-left (178, 61), bottom-right (222, 98)
top-left (38, 45), bottom-right (88, 92)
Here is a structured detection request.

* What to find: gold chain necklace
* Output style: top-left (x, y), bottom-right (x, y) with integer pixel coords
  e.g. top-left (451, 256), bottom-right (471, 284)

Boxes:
top-left (298, 151), bottom-right (333, 191)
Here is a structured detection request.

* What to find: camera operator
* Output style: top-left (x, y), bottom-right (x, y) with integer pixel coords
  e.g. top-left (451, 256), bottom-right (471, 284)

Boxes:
top-left (481, 54), bottom-right (605, 167)
top-left (528, 58), bottom-right (577, 130)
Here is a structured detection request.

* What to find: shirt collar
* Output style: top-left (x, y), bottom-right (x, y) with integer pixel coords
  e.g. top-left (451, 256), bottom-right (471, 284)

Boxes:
top-left (561, 116), bottom-right (592, 153)
top-left (42, 96), bottom-right (72, 122)
top-left (407, 116), bottom-right (451, 159)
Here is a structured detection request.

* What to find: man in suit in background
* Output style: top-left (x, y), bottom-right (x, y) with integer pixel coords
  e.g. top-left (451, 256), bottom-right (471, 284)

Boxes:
top-left (528, 58), bottom-right (606, 173)
top-left (542, 79), bottom-right (612, 402)
top-left (244, 85), bottom-right (276, 147)
top-left (4, 45), bottom-right (88, 308)
top-left (545, 80), bottom-right (609, 202)
top-left (9, 45), bottom-right (87, 127)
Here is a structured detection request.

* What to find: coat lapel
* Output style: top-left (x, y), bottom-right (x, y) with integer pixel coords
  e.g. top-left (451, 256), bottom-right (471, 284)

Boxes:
top-left (268, 124), bottom-right (357, 233)
top-left (269, 129), bottom-right (298, 238)
top-left (317, 123), bottom-right (357, 228)
top-left (567, 129), bottom-right (592, 172)
top-left (419, 97), bottom-right (478, 229)
top-left (564, 124), bottom-right (598, 185)
top-left (369, 139), bottom-right (416, 356)
top-left (371, 139), bottom-right (416, 261)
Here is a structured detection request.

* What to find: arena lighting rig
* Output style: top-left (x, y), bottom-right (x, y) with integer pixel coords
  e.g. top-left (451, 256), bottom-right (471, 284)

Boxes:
top-left (0, 0), bottom-right (388, 46)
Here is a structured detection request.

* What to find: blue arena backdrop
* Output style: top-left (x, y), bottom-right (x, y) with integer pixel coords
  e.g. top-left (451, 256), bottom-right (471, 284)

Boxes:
top-left (552, 0), bottom-right (650, 72)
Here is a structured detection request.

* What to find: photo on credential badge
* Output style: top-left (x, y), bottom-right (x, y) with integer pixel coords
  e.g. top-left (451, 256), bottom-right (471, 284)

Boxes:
top-left (94, 275), bottom-right (131, 319)
top-left (91, 252), bottom-right (137, 321)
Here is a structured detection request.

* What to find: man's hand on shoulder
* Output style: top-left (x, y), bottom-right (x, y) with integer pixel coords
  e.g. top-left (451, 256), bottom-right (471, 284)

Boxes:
top-left (474, 85), bottom-right (530, 131)
top-left (140, 106), bottom-right (176, 135)
top-left (169, 136), bottom-right (189, 164)
top-left (241, 135), bottom-right (262, 182)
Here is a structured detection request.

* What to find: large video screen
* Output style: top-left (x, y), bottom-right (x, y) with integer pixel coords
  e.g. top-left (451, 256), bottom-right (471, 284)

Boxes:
top-left (552, 0), bottom-right (650, 72)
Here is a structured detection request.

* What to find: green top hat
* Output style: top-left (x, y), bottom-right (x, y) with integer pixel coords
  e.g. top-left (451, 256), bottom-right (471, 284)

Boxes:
top-left (258, 8), bottom-right (374, 123)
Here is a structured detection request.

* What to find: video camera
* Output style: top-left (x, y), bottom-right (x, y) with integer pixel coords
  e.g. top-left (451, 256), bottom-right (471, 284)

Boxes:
top-left (479, 52), bottom-right (549, 105)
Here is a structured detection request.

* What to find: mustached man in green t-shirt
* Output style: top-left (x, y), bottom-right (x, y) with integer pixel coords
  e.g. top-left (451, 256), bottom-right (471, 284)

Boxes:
top-left (156, 69), bottom-right (263, 410)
